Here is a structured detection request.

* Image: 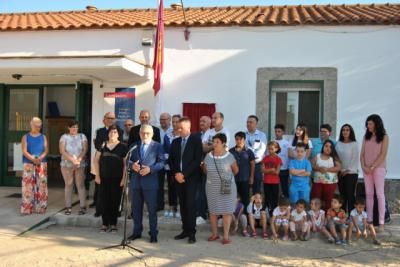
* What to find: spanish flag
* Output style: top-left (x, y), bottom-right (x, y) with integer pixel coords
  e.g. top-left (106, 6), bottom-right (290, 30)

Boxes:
top-left (153, 0), bottom-right (164, 96)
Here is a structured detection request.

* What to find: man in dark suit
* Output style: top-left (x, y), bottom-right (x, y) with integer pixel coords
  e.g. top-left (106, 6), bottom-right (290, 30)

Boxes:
top-left (91, 112), bottom-right (123, 216)
top-left (128, 109), bottom-right (161, 146)
top-left (169, 117), bottom-right (203, 244)
top-left (128, 124), bottom-right (165, 243)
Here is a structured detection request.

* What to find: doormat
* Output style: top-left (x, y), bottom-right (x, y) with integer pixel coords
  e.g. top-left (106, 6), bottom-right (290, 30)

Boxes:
top-left (5, 193), bottom-right (22, 198)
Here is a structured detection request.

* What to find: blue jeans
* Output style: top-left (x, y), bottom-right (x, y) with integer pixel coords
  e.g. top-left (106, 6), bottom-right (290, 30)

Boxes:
top-left (289, 180), bottom-right (310, 204)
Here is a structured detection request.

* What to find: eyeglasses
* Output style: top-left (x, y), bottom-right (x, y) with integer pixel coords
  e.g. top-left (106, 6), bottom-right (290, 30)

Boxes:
top-left (141, 132), bottom-right (152, 135)
top-left (106, 117), bottom-right (115, 120)
top-left (124, 124), bottom-right (132, 127)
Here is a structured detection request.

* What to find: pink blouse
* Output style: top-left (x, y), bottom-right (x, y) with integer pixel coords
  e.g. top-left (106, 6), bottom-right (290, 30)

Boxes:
top-left (363, 135), bottom-right (386, 169)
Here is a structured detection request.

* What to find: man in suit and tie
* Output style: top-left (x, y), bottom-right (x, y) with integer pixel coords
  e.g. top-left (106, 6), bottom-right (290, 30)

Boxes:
top-left (128, 124), bottom-right (165, 243)
top-left (169, 117), bottom-right (203, 244)
top-left (128, 109), bottom-right (161, 146)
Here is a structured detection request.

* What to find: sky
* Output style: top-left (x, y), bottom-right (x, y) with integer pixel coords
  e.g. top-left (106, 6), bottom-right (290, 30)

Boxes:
top-left (0, 0), bottom-right (398, 13)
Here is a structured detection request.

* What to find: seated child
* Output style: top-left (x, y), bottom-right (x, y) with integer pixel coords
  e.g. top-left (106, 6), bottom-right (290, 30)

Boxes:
top-left (289, 199), bottom-right (310, 241)
top-left (232, 196), bottom-right (249, 237)
top-left (247, 193), bottom-right (268, 239)
top-left (326, 194), bottom-right (347, 245)
top-left (271, 197), bottom-right (291, 241)
top-left (347, 198), bottom-right (381, 245)
top-left (308, 198), bottom-right (334, 243)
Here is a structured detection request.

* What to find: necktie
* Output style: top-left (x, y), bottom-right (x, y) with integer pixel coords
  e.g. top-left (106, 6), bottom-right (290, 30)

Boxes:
top-left (180, 138), bottom-right (187, 171)
top-left (140, 144), bottom-right (145, 160)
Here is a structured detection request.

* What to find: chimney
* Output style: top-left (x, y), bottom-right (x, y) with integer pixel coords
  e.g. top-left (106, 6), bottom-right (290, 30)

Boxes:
top-left (86, 6), bottom-right (98, 12)
top-left (170, 3), bottom-right (183, 10)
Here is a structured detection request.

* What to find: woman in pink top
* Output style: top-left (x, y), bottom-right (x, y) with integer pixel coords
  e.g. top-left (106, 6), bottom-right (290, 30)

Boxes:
top-left (360, 114), bottom-right (389, 232)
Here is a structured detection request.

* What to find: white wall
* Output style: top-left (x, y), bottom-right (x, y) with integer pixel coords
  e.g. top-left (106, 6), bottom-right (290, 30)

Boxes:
top-left (1, 26), bottom-right (399, 178)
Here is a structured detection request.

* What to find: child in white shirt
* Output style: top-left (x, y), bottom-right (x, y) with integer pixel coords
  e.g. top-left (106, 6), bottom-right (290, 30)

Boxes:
top-left (247, 193), bottom-right (268, 239)
top-left (308, 198), bottom-right (334, 242)
top-left (271, 197), bottom-right (291, 241)
top-left (289, 199), bottom-right (310, 241)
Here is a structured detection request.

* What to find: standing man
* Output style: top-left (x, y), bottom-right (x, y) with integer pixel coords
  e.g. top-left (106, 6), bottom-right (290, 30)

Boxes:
top-left (245, 115), bottom-right (267, 194)
top-left (122, 119), bottom-right (134, 144)
top-left (203, 112), bottom-right (230, 152)
top-left (91, 112), bottom-right (123, 216)
top-left (169, 117), bottom-right (203, 244)
top-left (159, 113), bottom-right (172, 145)
top-left (128, 109), bottom-right (161, 146)
top-left (274, 124), bottom-right (290, 198)
top-left (128, 125), bottom-right (165, 243)
top-left (310, 124), bottom-right (335, 159)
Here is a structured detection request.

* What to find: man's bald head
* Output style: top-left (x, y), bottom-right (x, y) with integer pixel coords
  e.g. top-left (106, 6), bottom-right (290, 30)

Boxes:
top-left (199, 116), bottom-right (211, 132)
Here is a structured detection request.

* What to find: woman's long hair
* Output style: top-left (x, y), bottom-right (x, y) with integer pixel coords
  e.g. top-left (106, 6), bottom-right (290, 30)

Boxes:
top-left (339, 124), bottom-right (356, 142)
top-left (292, 123), bottom-right (309, 147)
top-left (364, 114), bottom-right (386, 143)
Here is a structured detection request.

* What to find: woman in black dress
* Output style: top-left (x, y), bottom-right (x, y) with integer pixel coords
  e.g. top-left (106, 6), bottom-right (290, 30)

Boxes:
top-left (95, 125), bottom-right (128, 233)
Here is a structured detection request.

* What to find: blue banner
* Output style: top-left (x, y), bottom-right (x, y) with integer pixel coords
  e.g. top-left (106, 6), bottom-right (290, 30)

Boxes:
top-left (114, 88), bottom-right (135, 129)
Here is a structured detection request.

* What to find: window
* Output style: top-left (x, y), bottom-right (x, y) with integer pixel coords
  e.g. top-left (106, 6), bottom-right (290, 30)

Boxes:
top-left (270, 82), bottom-right (322, 138)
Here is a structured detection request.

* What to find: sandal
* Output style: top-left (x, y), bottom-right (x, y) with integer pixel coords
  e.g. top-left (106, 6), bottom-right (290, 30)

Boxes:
top-left (64, 207), bottom-right (72, 215)
top-left (207, 235), bottom-right (220, 241)
top-left (99, 226), bottom-right (108, 233)
top-left (262, 232), bottom-right (268, 240)
top-left (222, 238), bottom-right (231, 245)
top-left (252, 231), bottom-right (257, 238)
top-left (78, 207), bottom-right (86, 215)
top-left (110, 226), bottom-right (118, 233)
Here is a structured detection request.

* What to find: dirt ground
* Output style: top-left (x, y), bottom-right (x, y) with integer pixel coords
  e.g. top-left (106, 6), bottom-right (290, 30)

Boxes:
top-left (1, 222), bottom-right (399, 267)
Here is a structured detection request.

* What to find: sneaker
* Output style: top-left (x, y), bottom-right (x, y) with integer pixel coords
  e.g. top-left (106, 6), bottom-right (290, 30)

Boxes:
top-left (262, 232), bottom-right (268, 240)
top-left (373, 239), bottom-right (382, 245)
top-left (341, 239), bottom-right (347, 245)
top-left (328, 237), bottom-right (335, 244)
top-left (168, 211), bottom-right (174, 218)
top-left (335, 239), bottom-right (342, 245)
top-left (282, 235), bottom-right (289, 241)
top-left (175, 212), bottom-right (181, 219)
top-left (242, 230), bottom-right (250, 237)
top-left (164, 210), bottom-right (169, 217)
top-left (196, 216), bottom-right (206, 225)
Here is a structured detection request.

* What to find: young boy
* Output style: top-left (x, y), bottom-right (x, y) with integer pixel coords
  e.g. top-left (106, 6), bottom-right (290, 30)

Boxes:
top-left (289, 199), bottom-right (310, 241)
top-left (271, 197), bottom-right (291, 241)
top-left (348, 198), bottom-right (381, 245)
top-left (326, 194), bottom-right (347, 245)
top-left (289, 143), bottom-right (312, 205)
top-left (274, 124), bottom-right (290, 199)
top-left (229, 131), bottom-right (255, 210)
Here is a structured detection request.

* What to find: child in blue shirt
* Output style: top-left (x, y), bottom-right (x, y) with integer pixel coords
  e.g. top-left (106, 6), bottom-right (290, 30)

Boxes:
top-left (289, 143), bottom-right (312, 205)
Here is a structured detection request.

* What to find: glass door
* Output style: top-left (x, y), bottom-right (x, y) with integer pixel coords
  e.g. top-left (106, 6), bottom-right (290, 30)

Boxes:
top-left (3, 87), bottom-right (43, 186)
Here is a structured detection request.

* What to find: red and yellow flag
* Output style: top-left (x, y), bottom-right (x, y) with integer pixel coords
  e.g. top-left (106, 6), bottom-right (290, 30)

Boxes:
top-left (152, 0), bottom-right (164, 96)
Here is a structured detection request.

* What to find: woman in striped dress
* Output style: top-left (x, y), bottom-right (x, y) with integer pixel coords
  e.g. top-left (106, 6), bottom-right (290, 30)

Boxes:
top-left (203, 133), bottom-right (238, 245)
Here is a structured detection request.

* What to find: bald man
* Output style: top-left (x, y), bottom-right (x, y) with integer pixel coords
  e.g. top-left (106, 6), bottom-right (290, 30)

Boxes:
top-left (128, 110), bottom-right (161, 146)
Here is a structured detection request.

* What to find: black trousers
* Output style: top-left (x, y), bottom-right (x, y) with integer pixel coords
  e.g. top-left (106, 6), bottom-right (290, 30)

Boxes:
top-left (279, 170), bottom-right (290, 199)
top-left (338, 173), bottom-right (358, 213)
top-left (264, 183), bottom-right (279, 216)
top-left (94, 183), bottom-right (103, 215)
top-left (100, 177), bottom-right (122, 226)
top-left (195, 173), bottom-right (208, 219)
top-left (157, 170), bottom-right (166, 211)
top-left (236, 181), bottom-right (250, 212)
top-left (176, 180), bottom-right (197, 235)
top-left (167, 171), bottom-right (178, 208)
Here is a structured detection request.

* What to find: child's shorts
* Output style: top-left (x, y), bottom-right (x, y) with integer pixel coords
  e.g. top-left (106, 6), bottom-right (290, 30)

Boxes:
top-left (327, 222), bottom-right (348, 232)
top-left (275, 218), bottom-right (289, 226)
top-left (351, 223), bottom-right (365, 232)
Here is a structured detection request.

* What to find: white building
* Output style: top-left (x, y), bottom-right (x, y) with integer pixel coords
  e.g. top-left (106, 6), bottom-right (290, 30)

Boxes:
top-left (0, 4), bottom-right (399, 187)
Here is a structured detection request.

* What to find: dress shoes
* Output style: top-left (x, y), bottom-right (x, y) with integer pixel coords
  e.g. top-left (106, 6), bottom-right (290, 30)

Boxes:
top-left (174, 232), bottom-right (188, 240)
top-left (150, 236), bottom-right (158, 243)
top-left (127, 234), bottom-right (141, 241)
top-left (188, 235), bottom-right (196, 244)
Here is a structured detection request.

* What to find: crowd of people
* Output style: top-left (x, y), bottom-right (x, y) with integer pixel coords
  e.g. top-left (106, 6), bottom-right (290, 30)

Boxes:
top-left (20, 110), bottom-right (389, 246)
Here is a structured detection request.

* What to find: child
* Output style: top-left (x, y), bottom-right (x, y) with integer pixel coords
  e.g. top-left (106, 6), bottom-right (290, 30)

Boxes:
top-left (271, 197), bottom-right (291, 241)
top-left (289, 143), bottom-right (312, 205)
top-left (326, 194), bottom-right (347, 245)
top-left (309, 198), bottom-right (334, 243)
top-left (262, 141), bottom-right (282, 216)
top-left (229, 132), bottom-right (255, 210)
top-left (289, 199), bottom-right (310, 241)
top-left (311, 140), bottom-right (341, 210)
top-left (274, 124), bottom-right (290, 199)
top-left (348, 198), bottom-right (381, 245)
top-left (232, 196), bottom-right (249, 237)
top-left (247, 193), bottom-right (268, 239)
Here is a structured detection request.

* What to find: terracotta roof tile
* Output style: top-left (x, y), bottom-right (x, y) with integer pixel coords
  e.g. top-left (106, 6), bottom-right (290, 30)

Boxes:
top-left (0, 3), bottom-right (399, 31)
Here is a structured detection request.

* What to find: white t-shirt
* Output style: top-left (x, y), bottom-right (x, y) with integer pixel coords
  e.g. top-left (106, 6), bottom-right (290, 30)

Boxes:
top-left (291, 209), bottom-right (307, 222)
top-left (272, 206), bottom-right (290, 217)
top-left (308, 209), bottom-right (325, 227)
top-left (275, 138), bottom-right (290, 170)
top-left (247, 203), bottom-right (268, 220)
top-left (350, 209), bottom-right (367, 226)
top-left (206, 127), bottom-right (231, 148)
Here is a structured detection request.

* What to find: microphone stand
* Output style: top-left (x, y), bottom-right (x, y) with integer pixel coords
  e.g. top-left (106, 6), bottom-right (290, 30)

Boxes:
top-left (98, 146), bottom-right (143, 253)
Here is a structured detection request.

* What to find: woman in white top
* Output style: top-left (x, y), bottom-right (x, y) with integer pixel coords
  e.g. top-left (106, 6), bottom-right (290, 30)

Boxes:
top-left (59, 120), bottom-right (88, 215)
top-left (289, 123), bottom-right (313, 159)
top-left (311, 140), bottom-right (341, 210)
top-left (335, 124), bottom-right (359, 213)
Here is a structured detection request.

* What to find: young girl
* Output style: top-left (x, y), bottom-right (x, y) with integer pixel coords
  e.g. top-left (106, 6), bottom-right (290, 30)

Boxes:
top-left (308, 198), bottom-right (334, 243)
top-left (262, 141), bottom-right (282, 216)
top-left (289, 123), bottom-right (313, 159)
top-left (311, 140), bottom-right (341, 210)
top-left (289, 199), bottom-right (310, 241)
top-left (247, 193), bottom-right (268, 239)
top-left (232, 196), bottom-right (249, 237)
top-left (271, 197), bottom-right (291, 241)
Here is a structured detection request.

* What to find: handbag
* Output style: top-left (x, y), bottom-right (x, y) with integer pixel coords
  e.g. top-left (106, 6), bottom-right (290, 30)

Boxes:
top-left (212, 153), bottom-right (232, 195)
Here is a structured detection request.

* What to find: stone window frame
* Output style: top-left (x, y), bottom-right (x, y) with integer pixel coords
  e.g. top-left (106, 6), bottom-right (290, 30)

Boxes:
top-left (256, 67), bottom-right (337, 139)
